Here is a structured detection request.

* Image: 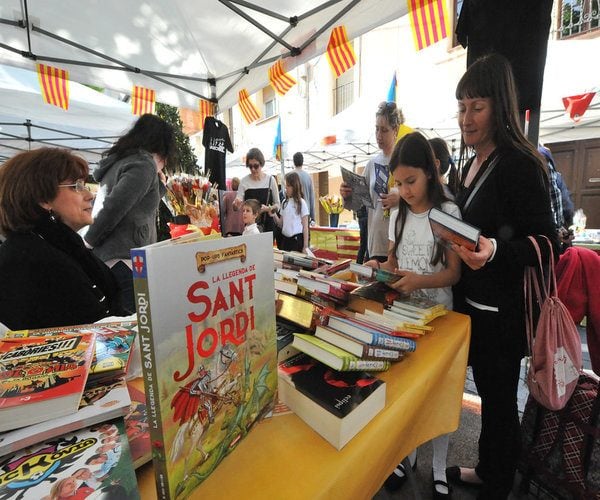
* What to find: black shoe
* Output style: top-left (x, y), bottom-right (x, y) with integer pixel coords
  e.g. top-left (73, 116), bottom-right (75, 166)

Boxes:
top-left (432, 471), bottom-right (452, 499)
top-left (446, 466), bottom-right (483, 489)
top-left (383, 456), bottom-right (417, 492)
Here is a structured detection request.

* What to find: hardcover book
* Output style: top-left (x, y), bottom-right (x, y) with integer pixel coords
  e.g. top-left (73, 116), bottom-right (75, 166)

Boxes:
top-left (347, 281), bottom-right (401, 314)
top-left (125, 377), bottom-right (152, 469)
top-left (0, 418), bottom-right (139, 499)
top-left (292, 333), bottom-right (391, 372)
top-left (0, 333), bottom-right (95, 432)
top-left (278, 352), bottom-right (385, 449)
top-left (0, 377), bottom-right (130, 457)
top-left (428, 206), bottom-right (481, 252)
top-left (131, 233), bottom-right (277, 500)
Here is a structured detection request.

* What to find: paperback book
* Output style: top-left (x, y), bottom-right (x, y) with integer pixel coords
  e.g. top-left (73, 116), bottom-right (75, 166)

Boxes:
top-left (125, 377), bottom-right (151, 468)
top-left (0, 333), bottom-right (95, 432)
top-left (325, 316), bottom-right (417, 352)
top-left (314, 325), bottom-right (403, 361)
top-left (292, 333), bottom-right (391, 372)
top-left (428, 207), bottom-right (480, 252)
top-left (0, 418), bottom-right (139, 499)
top-left (131, 233), bottom-right (277, 500)
top-left (340, 166), bottom-right (373, 212)
top-left (278, 352), bottom-right (385, 449)
top-left (347, 281), bottom-right (401, 314)
top-left (0, 377), bottom-right (130, 457)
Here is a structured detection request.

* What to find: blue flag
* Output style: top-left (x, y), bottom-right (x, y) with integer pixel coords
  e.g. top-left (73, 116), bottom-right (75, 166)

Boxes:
top-left (273, 117), bottom-right (282, 161)
top-left (386, 72), bottom-right (397, 103)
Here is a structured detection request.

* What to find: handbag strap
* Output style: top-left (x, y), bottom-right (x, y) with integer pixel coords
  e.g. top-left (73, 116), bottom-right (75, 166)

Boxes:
top-left (462, 155), bottom-right (499, 212)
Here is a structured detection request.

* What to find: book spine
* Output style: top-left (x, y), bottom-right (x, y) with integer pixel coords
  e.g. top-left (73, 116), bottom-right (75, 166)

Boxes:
top-left (362, 345), bottom-right (402, 360)
top-left (344, 358), bottom-right (391, 371)
top-left (132, 249), bottom-right (170, 500)
top-left (371, 332), bottom-right (416, 352)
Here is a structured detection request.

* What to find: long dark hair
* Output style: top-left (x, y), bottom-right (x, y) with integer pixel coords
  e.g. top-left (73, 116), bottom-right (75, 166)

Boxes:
top-left (455, 53), bottom-right (546, 177)
top-left (105, 114), bottom-right (176, 167)
top-left (428, 137), bottom-right (458, 196)
top-left (389, 132), bottom-right (449, 266)
top-left (284, 171), bottom-right (304, 215)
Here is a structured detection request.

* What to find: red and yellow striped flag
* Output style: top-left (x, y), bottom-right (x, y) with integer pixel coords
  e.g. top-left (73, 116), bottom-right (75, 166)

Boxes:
top-left (268, 60), bottom-right (297, 96)
top-left (325, 25), bottom-right (356, 78)
top-left (199, 99), bottom-right (215, 129)
top-left (131, 86), bottom-right (155, 115)
top-left (238, 89), bottom-right (261, 124)
top-left (408, 0), bottom-right (450, 51)
top-left (36, 64), bottom-right (70, 110)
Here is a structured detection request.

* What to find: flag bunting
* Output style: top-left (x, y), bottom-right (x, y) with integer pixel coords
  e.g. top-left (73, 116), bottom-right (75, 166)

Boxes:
top-left (199, 99), bottom-right (215, 129)
top-left (131, 86), bottom-right (156, 115)
top-left (238, 89), bottom-right (261, 124)
top-left (562, 92), bottom-right (596, 122)
top-left (325, 25), bottom-right (356, 78)
top-left (408, 0), bottom-right (450, 51)
top-left (273, 117), bottom-right (283, 161)
top-left (269, 60), bottom-right (297, 96)
top-left (36, 64), bottom-right (70, 110)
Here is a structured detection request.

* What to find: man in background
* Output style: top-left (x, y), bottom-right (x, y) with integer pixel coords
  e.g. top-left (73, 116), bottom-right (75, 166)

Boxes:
top-left (293, 152), bottom-right (315, 224)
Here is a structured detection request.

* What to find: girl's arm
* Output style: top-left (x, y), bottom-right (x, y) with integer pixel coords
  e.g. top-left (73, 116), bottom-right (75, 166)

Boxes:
top-left (270, 209), bottom-right (282, 227)
top-left (364, 241), bottom-right (398, 271)
top-left (301, 214), bottom-right (309, 253)
top-left (392, 246), bottom-right (461, 294)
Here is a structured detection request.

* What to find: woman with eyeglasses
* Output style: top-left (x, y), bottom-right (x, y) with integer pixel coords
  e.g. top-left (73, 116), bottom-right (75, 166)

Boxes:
top-left (0, 148), bottom-right (124, 330)
top-left (84, 114), bottom-right (176, 314)
top-left (340, 101), bottom-right (404, 262)
top-left (233, 148), bottom-right (280, 235)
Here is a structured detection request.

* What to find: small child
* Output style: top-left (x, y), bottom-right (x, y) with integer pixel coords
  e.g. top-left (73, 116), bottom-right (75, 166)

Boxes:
top-left (270, 171), bottom-right (309, 253)
top-left (242, 199), bottom-right (261, 235)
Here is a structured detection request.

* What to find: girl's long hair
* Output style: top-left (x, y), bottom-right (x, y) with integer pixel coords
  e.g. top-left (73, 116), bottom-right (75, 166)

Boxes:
top-left (455, 53), bottom-right (546, 178)
top-left (283, 171), bottom-right (304, 215)
top-left (390, 132), bottom-right (449, 266)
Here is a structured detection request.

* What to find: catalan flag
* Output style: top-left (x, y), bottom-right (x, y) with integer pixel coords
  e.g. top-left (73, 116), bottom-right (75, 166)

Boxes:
top-left (238, 89), bottom-right (261, 124)
top-left (131, 85), bottom-right (155, 115)
top-left (325, 25), bottom-right (356, 78)
top-left (36, 64), bottom-right (70, 110)
top-left (273, 117), bottom-right (283, 161)
top-left (199, 99), bottom-right (215, 129)
top-left (408, 0), bottom-right (450, 51)
top-left (268, 60), bottom-right (297, 96)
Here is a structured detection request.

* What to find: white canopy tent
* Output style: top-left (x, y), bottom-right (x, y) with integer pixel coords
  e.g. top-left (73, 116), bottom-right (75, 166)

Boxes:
top-left (0, 0), bottom-right (407, 111)
top-left (0, 63), bottom-right (135, 164)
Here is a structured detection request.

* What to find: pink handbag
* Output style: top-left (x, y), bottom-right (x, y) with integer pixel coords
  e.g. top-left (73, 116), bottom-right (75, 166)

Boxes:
top-left (525, 235), bottom-right (583, 411)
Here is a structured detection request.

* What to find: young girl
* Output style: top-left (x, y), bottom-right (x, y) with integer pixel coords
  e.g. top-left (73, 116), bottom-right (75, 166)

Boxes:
top-left (270, 172), bottom-right (309, 253)
top-left (242, 199), bottom-right (261, 236)
top-left (366, 132), bottom-right (461, 499)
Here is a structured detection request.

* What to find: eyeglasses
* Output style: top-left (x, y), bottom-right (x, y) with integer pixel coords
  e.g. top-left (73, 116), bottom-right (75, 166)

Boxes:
top-left (58, 180), bottom-right (89, 193)
top-left (247, 162), bottom-right (261, 170)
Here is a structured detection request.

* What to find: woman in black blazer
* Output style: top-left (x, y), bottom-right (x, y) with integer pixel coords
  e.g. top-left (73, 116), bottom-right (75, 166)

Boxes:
top-left (0, 148), bottom-right (124, 330)
top-left (446, 54), bottom-right (557, 499)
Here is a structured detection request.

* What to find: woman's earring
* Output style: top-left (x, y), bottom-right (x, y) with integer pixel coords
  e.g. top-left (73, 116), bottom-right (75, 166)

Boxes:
top-left (48, 208), bottom-right (57, 222)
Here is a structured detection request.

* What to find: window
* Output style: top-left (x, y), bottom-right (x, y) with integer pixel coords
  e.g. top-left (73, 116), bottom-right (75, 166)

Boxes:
top-left (333, 67), bottom-right (354, 115)
top-left (451, 0), bottom-right (465, 47)
top-left (262, 86), bottom-right (277, 119)
top-left (559, 0), bottom-right (599, 38)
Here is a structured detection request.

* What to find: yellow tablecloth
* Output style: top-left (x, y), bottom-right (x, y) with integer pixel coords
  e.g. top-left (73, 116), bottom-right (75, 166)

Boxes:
top-left (137, 311), bottom-right (471, 500)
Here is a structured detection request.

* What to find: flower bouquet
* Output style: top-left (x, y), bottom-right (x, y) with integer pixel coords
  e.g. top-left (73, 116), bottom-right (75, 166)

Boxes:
top-left (319, 194), bottom-right (344, 227)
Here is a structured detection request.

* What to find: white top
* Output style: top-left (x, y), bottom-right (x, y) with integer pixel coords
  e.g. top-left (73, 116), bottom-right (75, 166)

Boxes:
top-left (388, 201), bottom-right (461, 309)
top-left (280, 198), bottom-right (309, 237)
top-left (364, 152), bottom-right (391, 258)
top-left (243, 223), bottom-right (260, 235)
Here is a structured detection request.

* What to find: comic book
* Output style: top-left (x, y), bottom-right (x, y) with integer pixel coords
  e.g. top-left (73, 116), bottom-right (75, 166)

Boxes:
top-left (6, 320), bottom-right (137, 385)
top-left (125, 377), bottom-right (151, 469)
top-left (0, 418), bottom-right (139, 499)
top-left (0, 378), bottom-right (130, 457)
top-left (0, 333), bottom-right (95, 433)
top-left (131, 233), bottom-right (277, 499)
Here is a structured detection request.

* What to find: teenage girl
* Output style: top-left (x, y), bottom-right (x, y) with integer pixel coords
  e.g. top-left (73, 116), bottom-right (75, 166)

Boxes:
top-left (365, 132), bottom-right (461, 499)
top-left (270, 171), bottom-right (309, 253)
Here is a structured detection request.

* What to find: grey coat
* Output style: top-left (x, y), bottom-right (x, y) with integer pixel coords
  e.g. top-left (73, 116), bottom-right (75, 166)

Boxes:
top-left (86, 150), bottom-right (165, 261)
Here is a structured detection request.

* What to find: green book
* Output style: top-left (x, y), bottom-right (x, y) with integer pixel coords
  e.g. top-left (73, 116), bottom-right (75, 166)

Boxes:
top-left (292, 333), bottom-right (390, 372)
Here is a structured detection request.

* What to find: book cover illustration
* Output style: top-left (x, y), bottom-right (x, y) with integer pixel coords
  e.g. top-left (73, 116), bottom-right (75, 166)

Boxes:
top-left (125, 378), bottom-right (151, 468)
top-left (0, 334), bottom-right (95, 432)
top-left (0, 419), bottom-right (139, 499)
top-left (279, 352), bottom-right (384, 418)
top-left (373, 162), bottom-right (389, 198)
top-left (132, 233), bottom-right (277, 499)
top-left (0, 378), bottom-right (130, 457)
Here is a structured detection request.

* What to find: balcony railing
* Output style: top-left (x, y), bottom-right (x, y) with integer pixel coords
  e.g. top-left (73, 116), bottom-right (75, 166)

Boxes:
top-left (559, 0), bottom-right (599, 38)
top-left (333, 81), bottom-right (354, 115)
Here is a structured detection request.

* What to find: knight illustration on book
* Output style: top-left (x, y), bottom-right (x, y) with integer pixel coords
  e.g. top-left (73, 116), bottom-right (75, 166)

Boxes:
top-left (169, 345), bottom-right (241, 476)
